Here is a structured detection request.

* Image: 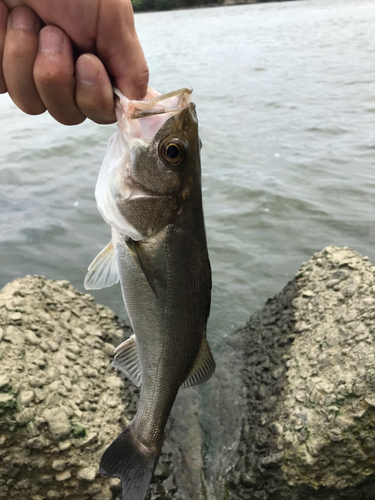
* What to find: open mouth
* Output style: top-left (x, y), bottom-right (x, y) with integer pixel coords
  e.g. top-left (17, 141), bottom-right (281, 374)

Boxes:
top-left (114, 87), bottom-right (193, 141)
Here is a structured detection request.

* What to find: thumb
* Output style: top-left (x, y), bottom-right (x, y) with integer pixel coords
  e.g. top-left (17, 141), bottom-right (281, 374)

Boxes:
top-left (95, 0), bottom-right (149, 100)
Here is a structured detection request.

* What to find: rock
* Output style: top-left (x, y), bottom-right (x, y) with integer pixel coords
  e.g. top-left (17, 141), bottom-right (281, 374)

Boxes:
top-left (42, 408), bottom-right (71, 441)
top-left (52, 460), bottom-right (66, 472)
top-left (3, 247), bottom-right (374, 500)
top-left (163, 475), bottom-right (177, 493)
top-left (0, 275), bottom-right (132, 500)
top-left (77, 467), bottom-right (97, 482)
top-left (0, 375), bottom-right (10, 389)
top-left (55, 471), bottom-right (71, 482)
top-left (17, 390), bottom-right (34, 405)
top-left (15, 408), bottom-right (34, 425)
top-left (25, 330), bottom-right (40, 345)
top-left (102, 342), bottom-right (115, 356)
top-left (222, 245), bottom-right (375, 500)
top-left (0, 393), bottom-right (17, 410)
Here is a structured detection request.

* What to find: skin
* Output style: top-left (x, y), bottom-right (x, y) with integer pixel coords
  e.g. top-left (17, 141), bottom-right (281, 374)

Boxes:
top-left (0, 0), bottom-right (149, 125)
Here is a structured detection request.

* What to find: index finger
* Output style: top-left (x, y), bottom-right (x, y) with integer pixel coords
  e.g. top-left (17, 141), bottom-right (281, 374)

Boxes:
top-left (95, 0), bottom-right (149, 101)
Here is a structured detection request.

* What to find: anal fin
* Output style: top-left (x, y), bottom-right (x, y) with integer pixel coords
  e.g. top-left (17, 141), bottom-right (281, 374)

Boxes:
top-left (112, 335), bottom-right (142, 387)
top-left (84, 241), bottom-right (119, 290)
top-left (183, 337), bottom-right (216, 388)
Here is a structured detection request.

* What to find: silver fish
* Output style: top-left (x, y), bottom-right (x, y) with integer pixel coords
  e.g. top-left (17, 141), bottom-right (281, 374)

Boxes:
top-left (85, 87), bottom-right (215, 500)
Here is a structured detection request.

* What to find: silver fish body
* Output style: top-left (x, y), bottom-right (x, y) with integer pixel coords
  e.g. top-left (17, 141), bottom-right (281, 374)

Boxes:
top-left (85, 88), bottom-right (214, 500)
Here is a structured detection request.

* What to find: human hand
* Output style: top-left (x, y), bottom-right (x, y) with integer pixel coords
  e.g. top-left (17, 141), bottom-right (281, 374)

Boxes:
top-left (0, 0), bottom-right (149, 125)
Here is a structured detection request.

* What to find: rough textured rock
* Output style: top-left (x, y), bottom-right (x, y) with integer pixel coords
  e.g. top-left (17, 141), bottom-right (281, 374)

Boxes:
top-left (226, 245), bottom-right (375, 500)
top-left (0, 275), bottom-right (132, 500)
top-left (2, 246), bottom-right (375, 500)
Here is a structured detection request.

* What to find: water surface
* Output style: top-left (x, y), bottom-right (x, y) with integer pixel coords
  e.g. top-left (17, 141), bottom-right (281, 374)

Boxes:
top-left (1, 0), bottom-right (375, 355)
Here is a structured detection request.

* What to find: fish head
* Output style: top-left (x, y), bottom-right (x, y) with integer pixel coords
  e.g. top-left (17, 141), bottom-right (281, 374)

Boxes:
top-left (95, 88), bottom-right (202, 240)
top-left (131, 102), bottom-right (200, 199)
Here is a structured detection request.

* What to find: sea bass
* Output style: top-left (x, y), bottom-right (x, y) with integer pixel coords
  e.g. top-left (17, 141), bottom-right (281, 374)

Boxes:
top-left (84, 87), bottom-right (215, 500)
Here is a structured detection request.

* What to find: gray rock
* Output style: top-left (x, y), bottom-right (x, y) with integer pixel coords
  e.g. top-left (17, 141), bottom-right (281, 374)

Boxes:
top-left (3, 247), bottom-right (374, 500)
top-left (55, 471), bottom-right (71, 482)
top-left (102, 342), bottom-right (115, 356)
top-left (0, 275), bottom-right (132, 500)
top-left (17, 390), bottom-right (34, 405)
top-left (52, 460), bottom-right (66, 472)
top-left (24, 330), bottom-right (40, 345)
top-left (0, 374), bottom-right (10, 389)
top-left (163, 475), bottom-right (177, 493)
top-left (42, 408), bottom-right (71, 441)
top-left (221, 245), bottom-right (375, 500)
top-left (15, 408), bottom-right (34, 425)
top-left (77, 467), bottom-right (97, 482)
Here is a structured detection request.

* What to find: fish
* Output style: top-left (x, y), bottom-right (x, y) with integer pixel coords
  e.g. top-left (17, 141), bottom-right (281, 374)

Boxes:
top-left (84, 86), bottom-right (215, 500)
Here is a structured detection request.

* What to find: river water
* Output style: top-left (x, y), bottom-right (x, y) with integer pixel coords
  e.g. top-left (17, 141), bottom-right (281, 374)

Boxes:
top-left (1, 0), bottom-right (375, 496)
top-left (1, 0), bottom-right (375, 352)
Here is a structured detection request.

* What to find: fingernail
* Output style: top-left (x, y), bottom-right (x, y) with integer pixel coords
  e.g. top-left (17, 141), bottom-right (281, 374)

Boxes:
top-left (9, 7), bottom-right (38, 31)
top-left (76, 55), bottom-right (100, 87)
top-left (39, 27), bottom-right (65, 54)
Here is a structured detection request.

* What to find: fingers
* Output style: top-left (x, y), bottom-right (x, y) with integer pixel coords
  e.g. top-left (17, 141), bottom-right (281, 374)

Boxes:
top-left (2, 5), bottom-right (45, 113)
top-left (96, 0), bottom-right (149, 100)
top-left (0, 1), bottom-right (8, 93)
top-left (3, 13), bottom-right (116, 125)
top-left (2, 0), bottom-right (147, 124)
top-left (34, 27), bottom-right (116, 125)
top-left (33, 26), bottom-right (85, 125)
top-left (76, 54), bottom-right (116, 124)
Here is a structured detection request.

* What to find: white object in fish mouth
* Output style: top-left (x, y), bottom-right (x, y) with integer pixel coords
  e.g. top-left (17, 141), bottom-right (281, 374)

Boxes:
top-left (95, 86), bottom-right (192, 241)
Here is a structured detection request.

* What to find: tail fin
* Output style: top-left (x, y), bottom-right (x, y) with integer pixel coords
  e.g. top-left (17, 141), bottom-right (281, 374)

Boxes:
top-left (100, 425), bottom-right (160, 500)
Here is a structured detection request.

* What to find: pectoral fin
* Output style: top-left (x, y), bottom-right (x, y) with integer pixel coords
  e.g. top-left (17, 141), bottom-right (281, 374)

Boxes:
top-left (183, 337), bottom-right (216, 388)
top-left (125, 236), bottom-right (158, 298)
top-left (112, 335), bottom-right (142, 387)
top-left (84, 241), bottom-right (119, 290)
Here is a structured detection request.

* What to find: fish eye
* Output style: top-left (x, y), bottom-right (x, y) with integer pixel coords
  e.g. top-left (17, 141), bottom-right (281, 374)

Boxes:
top-left (159, 137), bottom-right (188, 167)
top-left (166, 144), bottom-right (180, 159)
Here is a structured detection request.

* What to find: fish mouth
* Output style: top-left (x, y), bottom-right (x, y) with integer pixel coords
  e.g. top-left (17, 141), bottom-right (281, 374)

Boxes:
top-left (114, 86), bottom-right (192, 119)
top-left (128, 88), bottom-right (192, 119)
top-left (114, 87), bottom-right (194, 142)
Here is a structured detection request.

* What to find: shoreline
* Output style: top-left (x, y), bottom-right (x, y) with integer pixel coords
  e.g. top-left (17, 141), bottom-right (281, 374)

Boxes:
top-left (133, 0), bottom-right (295, 14)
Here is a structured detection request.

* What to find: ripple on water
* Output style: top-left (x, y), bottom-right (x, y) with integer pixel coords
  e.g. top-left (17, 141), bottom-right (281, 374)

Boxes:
top-left (1, 0), bottom-right (375, 486)
top-left (0, 0), bottom-right (375, 419)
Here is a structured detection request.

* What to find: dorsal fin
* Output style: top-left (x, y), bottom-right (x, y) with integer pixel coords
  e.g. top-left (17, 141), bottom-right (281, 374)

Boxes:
top-left (112, 335), bottom-right (142, 387)
top-left (84, 241), bottom-right (119, 290)
top-left (125, 236), bottom-right (158, 298)
top-left (183, 337), bottom-right (216, 388)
